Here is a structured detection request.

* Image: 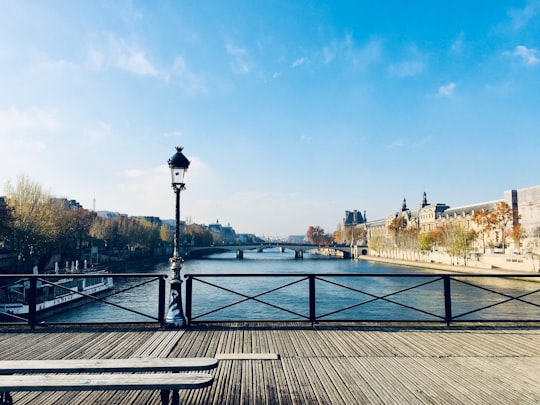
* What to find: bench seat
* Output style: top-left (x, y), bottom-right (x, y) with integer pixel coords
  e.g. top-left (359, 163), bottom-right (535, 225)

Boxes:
top-left (0, 357), bottom-right (218, 374)
top-left (0, 372), bottom-right (213, 391)
top-left (0, 358), bottom-right (218, 404)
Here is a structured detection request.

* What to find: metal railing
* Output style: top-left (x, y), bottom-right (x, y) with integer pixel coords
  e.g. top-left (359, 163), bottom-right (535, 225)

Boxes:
top-left (0, 273), bottom-right (168, 328)
top-left (185, 273), bottom-right (540, 325)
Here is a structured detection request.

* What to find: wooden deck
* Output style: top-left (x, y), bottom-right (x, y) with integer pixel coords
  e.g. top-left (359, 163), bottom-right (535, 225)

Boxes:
top-left (0, 323), bottom-right (539, 404)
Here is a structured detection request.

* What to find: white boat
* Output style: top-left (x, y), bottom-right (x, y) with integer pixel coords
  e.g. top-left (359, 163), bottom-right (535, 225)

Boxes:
top-left (0, 268), bottom-right (114, 317)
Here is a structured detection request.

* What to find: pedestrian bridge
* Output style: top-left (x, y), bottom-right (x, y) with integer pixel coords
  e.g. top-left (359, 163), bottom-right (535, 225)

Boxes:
top-left (183, 243), bottom-right (368, 259)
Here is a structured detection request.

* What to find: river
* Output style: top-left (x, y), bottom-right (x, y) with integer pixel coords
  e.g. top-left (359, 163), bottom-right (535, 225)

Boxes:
top-left (48, 248), bottom-right (540, 324)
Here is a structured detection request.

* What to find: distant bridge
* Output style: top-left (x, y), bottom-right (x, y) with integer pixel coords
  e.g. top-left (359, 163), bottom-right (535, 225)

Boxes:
top-left (183, 243), bottom-right (368, 259)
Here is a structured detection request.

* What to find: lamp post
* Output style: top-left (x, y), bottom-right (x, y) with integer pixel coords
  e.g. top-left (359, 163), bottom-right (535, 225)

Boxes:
top-left (166, 146), bottom-right (190, 328)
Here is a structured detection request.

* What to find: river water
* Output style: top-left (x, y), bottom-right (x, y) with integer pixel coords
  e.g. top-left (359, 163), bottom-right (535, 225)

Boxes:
top-left (48, 248), bottom-right (540, 324)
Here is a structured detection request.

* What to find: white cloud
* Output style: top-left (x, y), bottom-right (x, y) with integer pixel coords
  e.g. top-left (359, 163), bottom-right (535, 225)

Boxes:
top-left (86, 35), bottom-right (158, 76)
top-left (82, 121), bottom-right (113, 145)
top-left (509, 45), bottom-right (540, 65)
top-left (387, 60), bottom-right (425, 77)
top-left (320, 34), bottom-right (382, 68)
top-left (292, 57), bottom-right (306, 68)
top-left (225, 41), bottom-right (252, 74)
top-left (451, 32), bottom-right (465, 54)
top-left (508, 0), bottom-right (540, 29)
top-left (349, 38), bottom-right (383, 68)
top-left (387, 138), bottom-right (404, 148)
top-left (0, 107), bottom-right (60, 134)
top-left (438, 82), bottom-right (456, 97)
top-left (170, 56), bottom-right (207, 94)
top-left (117, 50), bottom-right (158, 76)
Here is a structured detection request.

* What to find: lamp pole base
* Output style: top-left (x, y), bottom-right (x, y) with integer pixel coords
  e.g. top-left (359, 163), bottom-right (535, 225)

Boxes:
top-left (165, 259), bottom-right (186, 328)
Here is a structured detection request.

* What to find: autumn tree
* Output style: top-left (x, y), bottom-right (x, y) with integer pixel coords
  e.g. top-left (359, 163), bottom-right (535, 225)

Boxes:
top-left (387, 216), bottom-right (405, 241)
top-left (471, 209), bottom-right (495, 253)
top-left (368, 235), bottom-right (386, 256)
top-left (439, 223), bottom-right (476, 265)
top-left (419, 227), bottom-right (444, 252)
top-left (306, 226), bottom-right (331, 245)
top-left (491, 201), bottom-right (513, 249)
top-left (508, 223), bottom-right (525, 250)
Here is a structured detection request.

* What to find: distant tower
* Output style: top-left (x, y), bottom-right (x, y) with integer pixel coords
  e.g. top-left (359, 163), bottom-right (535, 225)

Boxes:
top-left (421, 192), bottom-right (428, 208)
top-left (93, 197), bottom-right (96, 211)
top-left (401, 198), bottom-right (408, 211)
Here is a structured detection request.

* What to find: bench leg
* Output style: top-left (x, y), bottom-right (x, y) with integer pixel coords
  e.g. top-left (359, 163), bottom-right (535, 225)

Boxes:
top-left (0, 392), bottom-right (13, 405)
top-left (171, 390), bottom-right (179, 405)
top-left (160, 389), bottom-right (169, 405)
top-left (160, 390), bottom-right (179, 405)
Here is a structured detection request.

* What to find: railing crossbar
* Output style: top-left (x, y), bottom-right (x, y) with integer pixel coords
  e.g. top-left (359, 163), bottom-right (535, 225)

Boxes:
top-left (42, 277), bottom-right (161, 322)
top-left (315, 276), bottom-right (445, 321)
top-left (451, 278), bottom-right (540, 320)
top-left (189, 276), bottom-right (310, 321)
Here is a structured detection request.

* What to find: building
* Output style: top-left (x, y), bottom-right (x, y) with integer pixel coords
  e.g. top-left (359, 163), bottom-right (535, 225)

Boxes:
top-left (363, 185), bottom-right (540, 253)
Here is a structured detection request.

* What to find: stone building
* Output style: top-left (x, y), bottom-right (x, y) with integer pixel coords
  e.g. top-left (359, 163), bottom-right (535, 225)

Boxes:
top-left (363, 184), bottom-right (540, 253)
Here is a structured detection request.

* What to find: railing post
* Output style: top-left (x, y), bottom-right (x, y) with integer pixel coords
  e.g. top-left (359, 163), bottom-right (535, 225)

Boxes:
top-left (158, 275), bottom-right (166, 327)
top-left (443, 275), bottom-right (452, 326)
top-left (309, 275), bottom-right (316, 324)
top-left (28, 277), bottom-right (37, 329)
top-left (185, 275), bottom-right (192, 325)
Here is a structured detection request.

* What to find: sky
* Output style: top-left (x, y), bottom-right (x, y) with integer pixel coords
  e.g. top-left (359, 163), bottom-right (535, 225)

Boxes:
top-left (1, 1), bottom-right (539, 238)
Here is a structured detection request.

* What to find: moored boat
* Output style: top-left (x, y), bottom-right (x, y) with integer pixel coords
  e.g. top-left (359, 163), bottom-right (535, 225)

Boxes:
top-left (0, 267), bottom-right (114, 318)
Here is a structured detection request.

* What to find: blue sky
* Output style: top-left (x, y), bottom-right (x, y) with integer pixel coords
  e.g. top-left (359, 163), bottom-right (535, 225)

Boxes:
top-left (1, 1), bottom-right (539, 237)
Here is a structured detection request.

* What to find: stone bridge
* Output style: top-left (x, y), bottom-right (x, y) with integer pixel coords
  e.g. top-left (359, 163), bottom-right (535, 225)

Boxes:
top-left (184, 243), bottom-right (368, 259)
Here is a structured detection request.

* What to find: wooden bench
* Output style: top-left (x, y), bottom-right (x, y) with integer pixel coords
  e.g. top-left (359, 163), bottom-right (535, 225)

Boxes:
top-left (0, 357), bottom-right (218, 405)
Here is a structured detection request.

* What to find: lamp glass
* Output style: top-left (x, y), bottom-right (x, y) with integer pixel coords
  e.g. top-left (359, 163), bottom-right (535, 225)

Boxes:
top-left (170, 166), bottom-right (187, 186)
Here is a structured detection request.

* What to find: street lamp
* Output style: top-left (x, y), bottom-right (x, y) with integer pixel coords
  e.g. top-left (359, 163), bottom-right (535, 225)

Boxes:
top-left (166, 146), bottom-right (190, 327)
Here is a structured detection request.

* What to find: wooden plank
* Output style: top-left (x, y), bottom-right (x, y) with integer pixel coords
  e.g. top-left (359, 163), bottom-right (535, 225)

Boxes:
top-left (0, 357), bottom-right (218, 374)
top-left (215, 353), bottom-right (279, 360)
top-left (0, 372), bottom-right (213, 391)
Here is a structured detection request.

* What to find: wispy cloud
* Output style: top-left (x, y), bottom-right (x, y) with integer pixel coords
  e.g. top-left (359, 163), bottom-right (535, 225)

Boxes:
top-left (86, 37), bottom-right (156, 76)
top-left (292, 57), bottom-right (306, 68)
top-left (387, 45), bottom-right (426, 78)
top-left (87, 35), bottom-right (158, 76)
top-left (225, 41), bottom-right (252, 74)
top-left (451, 32), bottom-right (465, 55)
top-left (320, 35), bottom-right (382, 69)
top-left (0, 107), bottom-right (60, 134)
top-left (387, 138), bottom-right (404, 148)
top-left (169, 56), bottom-right (207, 94)
top-left (438, 82), bottom-right (456, 97)
top-left (508, 0), bottom-right (540, 29)
top-left (82, 121), bottom-right (112, 145)
top-left (508, 45), bottom-right (540, 65)
top-left (387, 60), bottom-right (425, 77)
top-left (349, 38), bottom-right (383, 68)
top-left (413, 136), bottom-right (433, 148)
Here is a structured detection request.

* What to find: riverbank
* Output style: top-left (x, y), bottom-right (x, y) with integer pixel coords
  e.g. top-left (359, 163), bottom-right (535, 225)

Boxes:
top-left (357, 254), bottom-right (538, 275)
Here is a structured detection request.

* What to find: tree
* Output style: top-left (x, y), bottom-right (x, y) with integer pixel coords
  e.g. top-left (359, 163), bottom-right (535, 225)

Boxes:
top-left (508, 223), bottom-right (525, 250)
top-left (0, 197), bottom-right (13, 245)
top-left (4, 175), bottom-right (62, 272)
top-left (491, 201), bottom-right (513, 249)
top-left (471, 209), bottom-right (495, 253)
top-left (419, 231), bottom-right (436, 252)
top-left (387, 216), bottom-right (405, 241)
top-left (439, 223), bottom-right (476, 265)
top-left (306, 226), bottom-right (331, 245)
top-left (184, 224), bottom-right (213, 246)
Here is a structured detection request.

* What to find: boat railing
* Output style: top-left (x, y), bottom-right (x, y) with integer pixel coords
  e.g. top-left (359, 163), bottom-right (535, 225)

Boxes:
top-left (184, 272), bottom-right (540, 325)
top-left (0, 273), bottom-right (168, 329)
